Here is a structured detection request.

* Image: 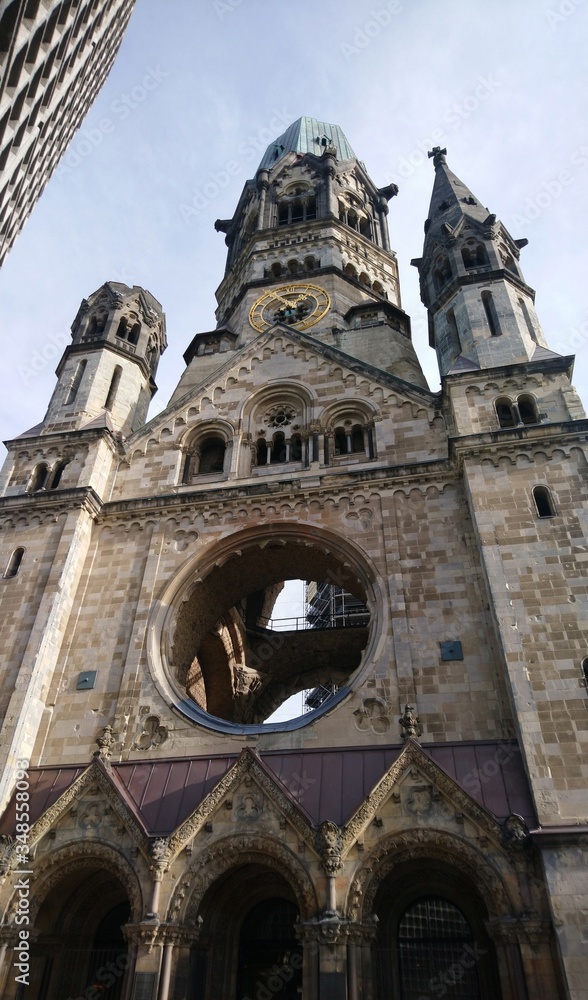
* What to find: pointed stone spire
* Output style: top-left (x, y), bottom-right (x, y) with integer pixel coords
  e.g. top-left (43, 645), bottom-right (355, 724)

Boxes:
top-left (424, 146), bottom-right (490, 244)
top-left (412, 150), bottom-right (553, 377)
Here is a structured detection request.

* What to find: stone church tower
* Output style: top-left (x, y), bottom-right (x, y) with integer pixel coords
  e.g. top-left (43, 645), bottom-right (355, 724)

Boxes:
top-left (0, 118), bottom-right (586, 1000)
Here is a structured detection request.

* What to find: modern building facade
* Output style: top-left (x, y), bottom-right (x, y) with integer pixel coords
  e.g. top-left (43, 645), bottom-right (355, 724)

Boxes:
top-left (0, 116), bottom-right (586, 999)
top-left (0, 0), bottom-right (136, 266)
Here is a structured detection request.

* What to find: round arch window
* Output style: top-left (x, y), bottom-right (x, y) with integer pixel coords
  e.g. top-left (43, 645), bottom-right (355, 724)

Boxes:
top-left (150, 527), bottom-right (380, 734)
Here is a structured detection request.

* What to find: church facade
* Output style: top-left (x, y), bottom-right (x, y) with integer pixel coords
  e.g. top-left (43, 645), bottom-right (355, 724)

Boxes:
top-left (0, 117), bottom-right (586, 1000)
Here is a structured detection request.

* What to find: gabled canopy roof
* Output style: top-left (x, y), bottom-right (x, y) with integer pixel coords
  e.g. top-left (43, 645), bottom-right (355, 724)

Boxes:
top-left (0, 740), bottom-right (536, 838)
top-left (258, 116), bottom-right (356, 170)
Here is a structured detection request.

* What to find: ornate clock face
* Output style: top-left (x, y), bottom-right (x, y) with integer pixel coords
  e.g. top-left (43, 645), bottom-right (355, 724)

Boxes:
top-left (249, 283), bottom-right (331, 333)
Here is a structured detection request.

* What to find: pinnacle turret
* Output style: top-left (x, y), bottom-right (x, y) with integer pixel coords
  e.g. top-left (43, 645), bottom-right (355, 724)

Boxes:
top-left (412, 148), bottom-right (552, 377)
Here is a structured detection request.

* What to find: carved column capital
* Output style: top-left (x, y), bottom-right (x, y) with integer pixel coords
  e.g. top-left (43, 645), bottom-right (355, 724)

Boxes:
top-left (315, 821), bottom-right (343, 875)
top-left (149, 837), bottom-right (172, 877)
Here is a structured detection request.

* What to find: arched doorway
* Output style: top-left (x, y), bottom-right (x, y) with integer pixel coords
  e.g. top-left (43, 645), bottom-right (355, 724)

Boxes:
top-left (24, 867), bottom-right (132, 1000)
top-left (190, 863), bottom-right (303, 1000)
top-left (237, 898), bottom-right (301, 1000)
top-left (372, 861), bottom-right (502, 1000)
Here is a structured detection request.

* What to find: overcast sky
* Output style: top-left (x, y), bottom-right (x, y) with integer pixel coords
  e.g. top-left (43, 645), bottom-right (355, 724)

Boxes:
top-left (0, 0), bottom-right (586, 453)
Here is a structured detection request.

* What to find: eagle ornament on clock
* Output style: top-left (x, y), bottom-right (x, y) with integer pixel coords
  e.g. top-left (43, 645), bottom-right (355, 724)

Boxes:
top-left (249, 283), bottom-right (330, 333)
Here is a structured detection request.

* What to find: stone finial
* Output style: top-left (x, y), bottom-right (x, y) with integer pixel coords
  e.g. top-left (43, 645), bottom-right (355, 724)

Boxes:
top-left (428, 146), bottom-right (447, 166)
top-left (93, 724), bottom-right (115, 762)
top-left (399, 705), bottom-right (422, 741)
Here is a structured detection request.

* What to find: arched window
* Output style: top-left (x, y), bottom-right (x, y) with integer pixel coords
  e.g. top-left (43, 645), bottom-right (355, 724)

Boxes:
top-left (344, 262), bottom-right (358, 279)
top-left (270, 262), bottom-right (282, 278)
top-left (351, 424), bottom-right (365, 452)
top-left (290, 433), bottom-right (302, 461)
top-left (198, 437), bottom-right (226, 475)
top-left (277, 193), bottom-right (316, 227)
top-left (518, 395), bottom-right (539, 425)
top-left (304, 256), bottom-right (318, 272)
top-left (482, 291), bottom-right (501, 337)
top-left (49, 462), bottom-right (66, 490)
top-left (116, 317), bottom-right (128, 340)
top-left (462, 244), bottom-right (488, 269)
top-left (433, 257), bottom-right (452, 293)
top-left (334, 427), bottom-right (347, 455)
top-left (104, 365), bottom-right (122, 411)
top-left (256, 437), bottom-right (268, 466)
top-left (495, 398), bottom-right (516, 428)
top-left (533, 485), bottom-right (555, 518)
top-left (359, 215), bottom-right (372, 238)
top-left (4, 548), bottom-right (24, 579)
top-left (66, 358), bottom-right (86, 405)
top-left (29, 462), bottom-right (49, 492)
top-left (359, 271), bottom-right (371, 287)
top-left (287, 259), bottom-right (299, 275)
top-left (398, 897), bottom-right (482, 999)
top-left (291, 199), bottom-right (304, 224)
top-left (504, 254), bottom-right (518, 274)
top-left (271, 431), bottom-right (287, 464)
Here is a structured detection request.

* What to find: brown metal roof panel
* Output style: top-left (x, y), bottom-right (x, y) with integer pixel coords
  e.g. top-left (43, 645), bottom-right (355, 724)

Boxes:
top-left (0, 765), bottom-right (86, 836)
top-left (265, 748), bottom-right (402, 825)
top-left (264, 753), bottom-right (323, 819)
top-left (498, 745), bottom-right (536, 823)
top-left (112, 757), bottom-right (236, 834)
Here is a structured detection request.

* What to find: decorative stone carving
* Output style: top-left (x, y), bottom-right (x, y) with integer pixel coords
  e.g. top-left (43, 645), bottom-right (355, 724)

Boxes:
top-left (167, 749), bottom-right (311, 858)
top-left (172, 836), bottom-right (317, 922)
top-left (316, 821), bottom-right (343, 875)
top-left (150, 837), bottom-right (172, 874)
top-left (346, 829), bottom-right (511, 923)
top-left (354, 697), bottom-right (390, 733)
top-left (93, 724), bottom-right (116, 762)
top-left (133, 715), bottom-right (169, 751)
top-left (399, 705), bottom-right (422, 740)
top-left (404, 784), bottom-right (439, 818)
top-left (24, 842), bottom-right (143, 924)
top-left (501, 813), bottom-right (530, 851)
top-left (0, 835), bottom-right (16, 877)
top-left (78, 802), bottom-right (103, 830)
top-left (235, 792), bottom-right (263, 822)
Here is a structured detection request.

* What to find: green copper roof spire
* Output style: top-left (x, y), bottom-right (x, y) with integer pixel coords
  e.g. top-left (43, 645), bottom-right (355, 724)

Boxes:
top-left (258, 116), bottom-right (356, 169)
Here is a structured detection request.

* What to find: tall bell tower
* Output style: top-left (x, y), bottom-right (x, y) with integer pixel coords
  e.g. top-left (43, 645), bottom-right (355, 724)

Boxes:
top-left (412, 146), bottom-right (549, 376)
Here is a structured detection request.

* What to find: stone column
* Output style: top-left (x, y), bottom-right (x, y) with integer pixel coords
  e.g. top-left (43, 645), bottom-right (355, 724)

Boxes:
top-left (0, 926), bottom-right (22, 1000)
top-left (123, 923), bottom-right (163, 1000)
top-left (485, 918), bottom-right (530, 1000)
top-left (377, 198), bottom-right (390, 252)
top-left (321, 150), bottom-right (338, 218)
top-left (256, 170), bottom-right (269, 229)
top-left (347, 923), bottom-right (378, 1000)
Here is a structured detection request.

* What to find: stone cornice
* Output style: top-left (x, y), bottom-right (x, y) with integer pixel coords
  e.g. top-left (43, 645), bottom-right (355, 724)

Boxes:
top-left (0, 485), bottom-right (104, 518)
top-left (4, 424), bottom-right (121, 453)
top-left (97, 460), bottom-right (457, 521)
top-left (442, 354), bottom-right (575, 386)
top-left (449, 419), bottom-right (588, 464)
